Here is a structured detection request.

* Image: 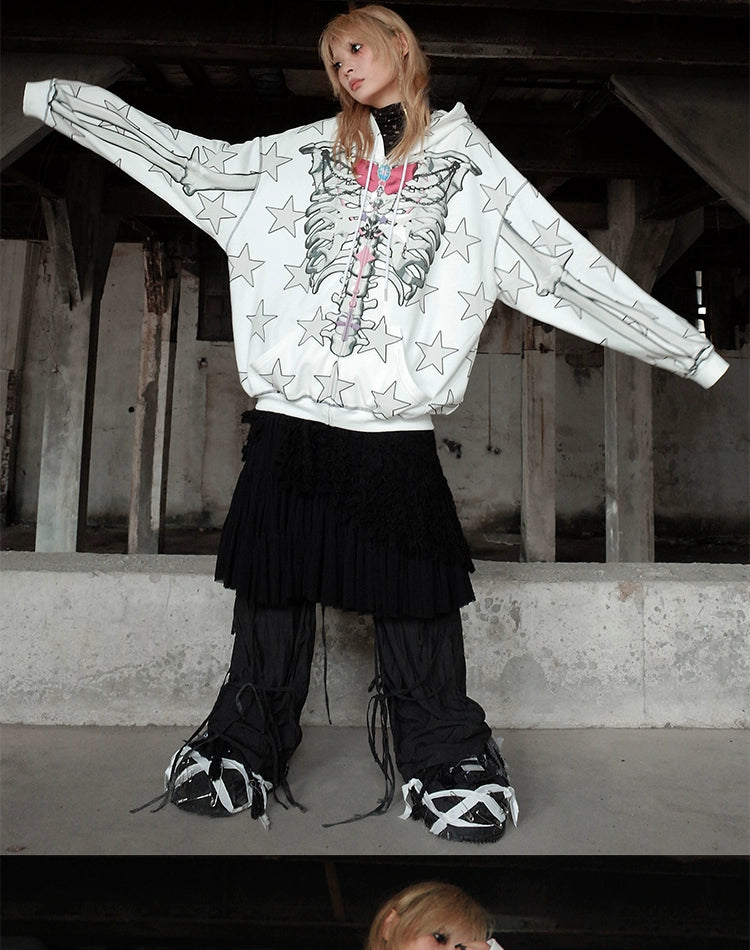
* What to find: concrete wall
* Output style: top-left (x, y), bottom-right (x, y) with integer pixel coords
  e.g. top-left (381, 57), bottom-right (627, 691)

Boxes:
top-left (1, 553), bottom-right (747, 729)
top-left (6, 239), bottom-right (749, 539)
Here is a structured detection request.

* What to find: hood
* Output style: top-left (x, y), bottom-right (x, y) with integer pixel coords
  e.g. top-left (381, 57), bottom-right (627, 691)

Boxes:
top-left (424, 101), bottom-right (471, 149)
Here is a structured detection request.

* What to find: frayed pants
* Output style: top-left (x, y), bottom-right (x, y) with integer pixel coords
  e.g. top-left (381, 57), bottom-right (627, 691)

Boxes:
top-left (202, 596), bottom-right (491, 786)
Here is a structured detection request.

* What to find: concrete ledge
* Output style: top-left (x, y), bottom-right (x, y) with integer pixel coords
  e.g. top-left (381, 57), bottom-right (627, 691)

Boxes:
top-left (1, 552), bottom-right (748, 728)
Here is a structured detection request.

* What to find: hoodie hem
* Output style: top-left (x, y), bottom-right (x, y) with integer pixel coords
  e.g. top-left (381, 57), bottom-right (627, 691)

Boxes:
top-left (255, 393), bottom-right (435, 432)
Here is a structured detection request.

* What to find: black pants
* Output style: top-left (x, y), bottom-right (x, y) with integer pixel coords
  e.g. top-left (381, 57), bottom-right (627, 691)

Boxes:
top-left (202, 596), bottom-right (491, 785)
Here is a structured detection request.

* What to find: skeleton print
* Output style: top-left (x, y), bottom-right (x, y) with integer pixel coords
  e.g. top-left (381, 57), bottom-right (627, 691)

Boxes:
top-left (301, 143), bottom-right (481, 356)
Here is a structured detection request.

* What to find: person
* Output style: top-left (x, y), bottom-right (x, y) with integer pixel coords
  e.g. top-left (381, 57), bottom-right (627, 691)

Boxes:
top-left (22, 5), bottom-right (727, 843)
top-left (365, 881), bottom-right (505, 950)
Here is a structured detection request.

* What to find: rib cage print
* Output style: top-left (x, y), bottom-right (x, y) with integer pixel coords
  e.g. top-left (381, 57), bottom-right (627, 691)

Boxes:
top-left (301, 144), bottom-right (481, 356)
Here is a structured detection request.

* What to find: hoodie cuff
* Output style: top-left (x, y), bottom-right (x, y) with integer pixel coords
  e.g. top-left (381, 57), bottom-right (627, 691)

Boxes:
top-left (22, 80), bottom-right (54, 122)
top-left (693, 348), bottom-right (730, 389)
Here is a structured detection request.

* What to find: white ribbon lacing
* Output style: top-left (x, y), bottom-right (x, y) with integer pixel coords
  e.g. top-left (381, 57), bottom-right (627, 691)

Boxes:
top-left (399, 777), bottom-right (519, 837)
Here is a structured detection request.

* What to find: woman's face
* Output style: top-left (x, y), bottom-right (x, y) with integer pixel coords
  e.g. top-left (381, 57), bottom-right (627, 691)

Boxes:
top-left (330, 35), bottom-right (401, 108)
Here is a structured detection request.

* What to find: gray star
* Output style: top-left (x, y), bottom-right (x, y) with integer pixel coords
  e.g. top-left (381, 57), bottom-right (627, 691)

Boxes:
top-left (459, 282), bottom-right (494, 323)
top-left (590, 254), bottom-right (617, 281)
top-left (229, 244), bottom-right (263, 286)
top-left (442, 218), bottom-right (481, 263)
top-left (532, 218), bottom-right (572, 256)
top-left (267, 196), bottom-right (306, 236)
top-left (298, 308), bottom-right (331, 347)
top-left (371, 381), bottom-right (410, 419)
top-left (315, 363), bottom-right (355, 406)
top-left (246, 300), bottom-right (277, 342)
top-left (481, 179), bottom-right (513, 217)
top-left (284, 263), bottom-right (310, 292)
top-left (196, 193), bottom-right (237, 235)
top-left (496, 261), bottom-right (534, 306)
top-left (155, 121), bottom-right (181, 141)
top-left (415, 331), bottom-right (458, 374)
top-left (554, 297), bottom-right (584, 319)
top-left (297, 121), bottom-right (327, 135)
top-left (358, 317), bottom-right (402, 363)
top-left (203, 143), bottom-right (239, 172)
top-left (103, 98), bottom-right (131, 121)
top-left (464, 126), bottom-right (493, 156)
top-left (429, 389), bottom-right (457, 414)
top-left (149, 164), bottom-right (175, 186)
top-left (261, 142), bottom-right (293, 181)
top-left (407, 282), bottom-right (439, 313)
top-left (260, 359), bottom-right (295, 396)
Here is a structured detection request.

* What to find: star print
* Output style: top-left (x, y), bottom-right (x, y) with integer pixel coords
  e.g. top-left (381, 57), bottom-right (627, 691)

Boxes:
top-left (103, 98), bottom-right (131, 121)
top-left (496, 261), bottom-right (534, 306)
top-left (358, 317), bottom-right (402, 363)
top-left (590, 255), bottom-right (617, 281)
top-left (260, 359), bottom-right (296, 395)
top-left (459, 282), bottom-right (494, 323)
top-left (228, 245), bottom-right (263, 286)
top-left (298, 308), bottom-right (330, 347)
top-left (464, 126), bottom-right (493, 155)
top-left (267, 196), bottom-right (306, 236)
top-left (415, 331), bottom-right (458, 374)
top-left (532, 218), bottom-right (572, 256)
top-left (442, 218), bottom-right (481, 263)
top-left (430, 389), bottom-right (457, 414)
top-left (297, 121), bottom-right (327, 135)
top-left (246, 300), bottom-right (276, 342)
top-left (554, 297), bottom-right (583, 319)
top-left (407, 282), bottom-right (439, 313)
top-left (149, 164), bottom-right (175, 186)
top-left (481, 180), bottom-right (513, 217)
top-left (284, 263), bottom-right (310, 292)
top-left (371, 381), bottom-right (410, 418)
top-left (203, 143), bottom-right (239, 172)
top-left (196, 193), bottom-right (237, 235)
top-left (155, 121), bottom-right (181, 141)
top-left (261, 142), bottom-right (293, 181)
top-left (315, 364), bottom-right (355, 406)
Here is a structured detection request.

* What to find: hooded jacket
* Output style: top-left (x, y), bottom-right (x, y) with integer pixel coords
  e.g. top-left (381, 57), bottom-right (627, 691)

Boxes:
top-left (23, 79), bottom-right (728, 432)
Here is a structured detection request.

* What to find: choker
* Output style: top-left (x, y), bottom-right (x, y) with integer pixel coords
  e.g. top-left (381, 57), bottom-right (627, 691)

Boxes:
top-left (372, 102), bottom-right (406, 154)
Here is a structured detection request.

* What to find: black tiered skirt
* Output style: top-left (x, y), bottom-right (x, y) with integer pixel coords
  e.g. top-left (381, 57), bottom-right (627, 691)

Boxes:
top-left (214, 409), bottom-right (475, 619)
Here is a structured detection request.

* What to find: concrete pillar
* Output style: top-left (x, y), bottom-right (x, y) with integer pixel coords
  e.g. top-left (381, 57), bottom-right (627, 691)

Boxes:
top-left (128, 240), bottom-right (181, 554)
top-left (590, 180), bottom-right (674, 563)
top-left (1, 240), bottom-right (40, 526)
top-left (34, 162), bottom-right (117, 552)
top-left (603, 350), bottom-right (654, 562)
top-left (521, 318), bottom-right (556, 562)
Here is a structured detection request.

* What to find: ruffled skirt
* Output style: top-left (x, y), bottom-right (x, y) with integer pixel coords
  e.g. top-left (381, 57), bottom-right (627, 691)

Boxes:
top-left (214, 409), bottom-right (475, 619)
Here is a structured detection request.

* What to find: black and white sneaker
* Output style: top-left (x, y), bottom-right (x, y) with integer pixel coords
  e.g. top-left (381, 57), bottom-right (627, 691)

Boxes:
top-left (165, 737), bottom-right (273, 827)
top-left (400, 738), bottom-right (519, 843)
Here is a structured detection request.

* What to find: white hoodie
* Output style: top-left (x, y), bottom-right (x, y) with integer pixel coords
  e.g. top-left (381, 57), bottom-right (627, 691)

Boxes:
top-left (23, 79), bottom-right (728, 432)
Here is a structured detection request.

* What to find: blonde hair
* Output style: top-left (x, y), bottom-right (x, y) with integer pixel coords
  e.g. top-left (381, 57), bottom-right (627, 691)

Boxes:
top-left (365, 881), bottom-right (492, 950)
top-left (318, 4), bottom-right (431, 166)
